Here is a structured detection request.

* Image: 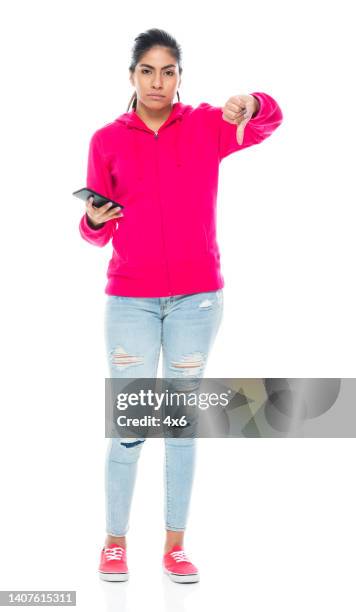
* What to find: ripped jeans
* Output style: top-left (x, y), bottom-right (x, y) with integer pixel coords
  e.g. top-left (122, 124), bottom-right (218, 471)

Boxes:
top-left (104, 289), bottom-right (224, 536)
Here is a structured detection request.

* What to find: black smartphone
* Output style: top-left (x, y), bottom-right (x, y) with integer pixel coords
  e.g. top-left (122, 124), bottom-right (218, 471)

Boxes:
top-left (72, 187), bottom-right (124, 210)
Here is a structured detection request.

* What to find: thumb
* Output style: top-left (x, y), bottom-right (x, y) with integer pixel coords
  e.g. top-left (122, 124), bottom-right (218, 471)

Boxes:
top-left (236, 114), bottom-right (250, 145)
top-left (236, 121), bottom-right (245, 145)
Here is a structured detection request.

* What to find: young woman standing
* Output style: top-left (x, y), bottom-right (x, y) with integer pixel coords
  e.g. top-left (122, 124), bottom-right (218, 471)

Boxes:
top-left (79, 28), bottom-right (283, 583)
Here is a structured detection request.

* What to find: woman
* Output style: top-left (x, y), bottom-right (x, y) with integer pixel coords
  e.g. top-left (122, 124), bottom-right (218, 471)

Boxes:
top-left (79, 28), bottom-right (283, 583)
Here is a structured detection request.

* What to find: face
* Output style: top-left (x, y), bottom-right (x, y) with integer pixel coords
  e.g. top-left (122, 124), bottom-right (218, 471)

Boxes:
top-left (129, 45), bottom-right (181, 110)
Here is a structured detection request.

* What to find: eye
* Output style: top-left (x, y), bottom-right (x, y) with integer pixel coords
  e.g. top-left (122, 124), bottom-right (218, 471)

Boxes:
top-left (141, 68), bottom-right (151, 74)
top-left (165, 70), bottom-right (174, 76)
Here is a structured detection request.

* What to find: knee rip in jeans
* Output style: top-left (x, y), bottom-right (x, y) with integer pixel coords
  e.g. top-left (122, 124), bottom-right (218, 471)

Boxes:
top-left (110, 345), bottom-right (144, 370)
top-left (170, 351), bottom-right (205, 377)
top-left (120, 438), bottom-right (145, 448)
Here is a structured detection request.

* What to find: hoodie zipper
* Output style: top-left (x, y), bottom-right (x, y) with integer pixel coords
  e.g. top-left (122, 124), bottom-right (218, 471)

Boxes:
top-left (153, 129), bottom-right (172, 296)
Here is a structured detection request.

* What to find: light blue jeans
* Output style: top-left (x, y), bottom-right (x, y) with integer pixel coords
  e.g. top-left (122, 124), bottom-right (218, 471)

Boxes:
top-left (104, 289), bottom-right (224, 536)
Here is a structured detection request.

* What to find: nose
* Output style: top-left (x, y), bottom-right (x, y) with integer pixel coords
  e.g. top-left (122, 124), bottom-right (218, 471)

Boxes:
top-left (152, 73), bottom-right (163, 89)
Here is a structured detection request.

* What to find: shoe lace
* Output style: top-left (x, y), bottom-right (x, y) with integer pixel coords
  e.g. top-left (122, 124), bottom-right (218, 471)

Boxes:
top-left (170, 550), bottom-right (189, 563)
top-left (104, 546), bottom-right (124, 561)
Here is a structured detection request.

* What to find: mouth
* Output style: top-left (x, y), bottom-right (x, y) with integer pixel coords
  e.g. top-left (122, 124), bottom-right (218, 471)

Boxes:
top-left (147, 94), bottom-right (165, 99)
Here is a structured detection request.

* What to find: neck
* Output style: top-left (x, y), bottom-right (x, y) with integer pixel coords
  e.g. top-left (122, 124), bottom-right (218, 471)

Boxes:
top-left (134, 99), bottom-right (174, 125)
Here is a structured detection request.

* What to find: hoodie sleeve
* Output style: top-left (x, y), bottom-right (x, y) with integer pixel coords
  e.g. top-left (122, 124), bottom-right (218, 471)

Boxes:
top-left (201, 92), bottom-right (283, 161)
top-left (79, 130), bottom-right (117, 247)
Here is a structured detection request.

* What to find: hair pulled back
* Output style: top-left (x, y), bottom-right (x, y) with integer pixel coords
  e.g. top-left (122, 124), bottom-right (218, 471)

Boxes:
top-left (127, 28), bottom-right (182, 112)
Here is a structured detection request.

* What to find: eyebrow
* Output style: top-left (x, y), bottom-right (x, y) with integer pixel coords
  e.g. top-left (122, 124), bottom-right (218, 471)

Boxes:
top-left (139, 63), bottom-right (177, 70)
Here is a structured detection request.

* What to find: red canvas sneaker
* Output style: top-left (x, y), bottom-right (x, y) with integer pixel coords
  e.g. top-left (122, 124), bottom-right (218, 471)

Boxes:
top-left (163, 545), bottom-right (199, 583)
top-left (98, 544), bottom-right (128, 581)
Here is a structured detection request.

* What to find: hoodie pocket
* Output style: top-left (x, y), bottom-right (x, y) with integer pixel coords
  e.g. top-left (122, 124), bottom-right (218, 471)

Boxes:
top-left (202, 222), bottom-right (220, 260)
top-left (202, 223), bottom-right (209, 255)
top-left (112, 231), bottom-right (129, 265)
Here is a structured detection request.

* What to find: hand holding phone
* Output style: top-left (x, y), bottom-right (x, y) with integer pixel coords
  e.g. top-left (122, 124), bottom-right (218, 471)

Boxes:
top-left (72, 187), bottom-right (124, 229)
top-left (85, 196), bottom-right (124, 228)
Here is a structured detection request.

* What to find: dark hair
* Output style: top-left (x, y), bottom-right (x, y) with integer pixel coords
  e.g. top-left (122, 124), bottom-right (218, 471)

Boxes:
top-left (127, 28), bottom-right (183, 112)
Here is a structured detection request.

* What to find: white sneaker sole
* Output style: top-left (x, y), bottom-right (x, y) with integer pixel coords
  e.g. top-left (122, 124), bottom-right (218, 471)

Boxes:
top-left (99, 571), bottom-right (129, 582)
top-left (164, 569), bottom-right (200, 583)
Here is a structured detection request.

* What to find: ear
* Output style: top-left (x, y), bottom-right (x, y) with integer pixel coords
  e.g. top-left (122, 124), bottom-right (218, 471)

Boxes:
top-left (129, 72), bottom-right (134, 87)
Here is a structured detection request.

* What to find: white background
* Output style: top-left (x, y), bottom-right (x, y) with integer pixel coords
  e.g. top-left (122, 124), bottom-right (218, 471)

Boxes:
top-left (1, 1), bottom-right (355, 610)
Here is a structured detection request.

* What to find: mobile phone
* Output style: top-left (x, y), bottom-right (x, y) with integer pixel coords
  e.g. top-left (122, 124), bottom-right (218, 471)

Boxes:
top-left (72, 187), bottom-right (124, 210)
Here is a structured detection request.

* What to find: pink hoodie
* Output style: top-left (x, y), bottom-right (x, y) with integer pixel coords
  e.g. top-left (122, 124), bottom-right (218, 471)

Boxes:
top-left (79, 92), bottom-right (283, 297)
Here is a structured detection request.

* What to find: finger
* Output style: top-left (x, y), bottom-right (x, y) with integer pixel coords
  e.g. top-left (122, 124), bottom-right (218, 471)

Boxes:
top-left (236, 118), bottom-right (249, 145)
top-left (234, 109), bottom-right (248, 122)
top-left (231, 95), bottom-right (248, 107)
top-left (86, 202), bottom-right (96, 216)
top-left (86, 196), bottom-right (95, 211)
top-left (226, 108), bottom-right (246, 122)
top-left (95, 201), bottom-right (114, 217)
top-left (102, 201), bottom-right (114, 210)
top-left (224, 109), bottom-right (245, 123)
top-left (108, 207), bottom-right (124, 219)
top-left (237, 125), bottom-right (243, 145)
top-left (226, 101), bottom-right (246, 114)
top-left (101, 207), bottom-right (124, 221)
top-left (104, 202), bottom-right (122, 216)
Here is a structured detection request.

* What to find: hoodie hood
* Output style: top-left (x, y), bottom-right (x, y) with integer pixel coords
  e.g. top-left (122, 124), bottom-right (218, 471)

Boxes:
top-left (115, 102), bottom-right (192, 180)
